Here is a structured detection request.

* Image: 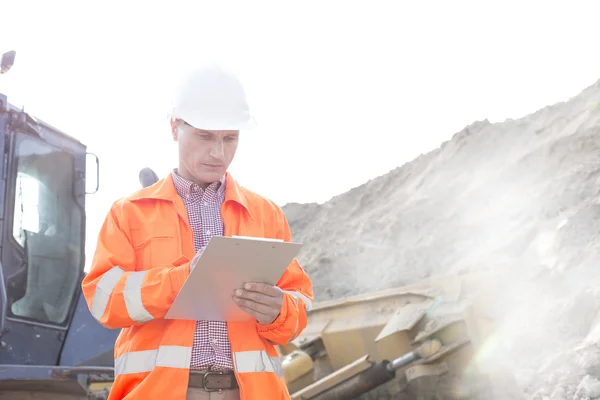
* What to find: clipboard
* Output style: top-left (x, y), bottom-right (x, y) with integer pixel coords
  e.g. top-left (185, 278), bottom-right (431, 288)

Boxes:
top-left (164, 235), bottom-right (303, 322)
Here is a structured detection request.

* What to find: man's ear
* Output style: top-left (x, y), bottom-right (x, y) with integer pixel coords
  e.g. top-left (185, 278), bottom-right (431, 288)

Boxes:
top-left (170, 118), bottom-right (178, 141)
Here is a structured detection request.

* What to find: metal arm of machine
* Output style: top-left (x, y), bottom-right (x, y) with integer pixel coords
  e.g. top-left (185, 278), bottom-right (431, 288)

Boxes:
top-left (295, 339), bottom-right (442, 400)
top-left (387, 338), bottom-right (442, 372)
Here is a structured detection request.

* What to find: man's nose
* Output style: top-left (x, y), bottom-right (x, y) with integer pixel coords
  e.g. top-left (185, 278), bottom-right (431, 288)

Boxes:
top-left (209, 140), bottom-right (225, 159)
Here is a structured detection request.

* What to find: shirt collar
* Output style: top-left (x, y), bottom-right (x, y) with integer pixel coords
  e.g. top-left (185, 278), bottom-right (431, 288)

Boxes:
top-left (171, 169), bottom-right (226, 199)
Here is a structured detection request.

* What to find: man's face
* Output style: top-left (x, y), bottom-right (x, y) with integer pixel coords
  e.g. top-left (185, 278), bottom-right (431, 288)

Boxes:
top-left (171, 119), bottom-right (239, 186)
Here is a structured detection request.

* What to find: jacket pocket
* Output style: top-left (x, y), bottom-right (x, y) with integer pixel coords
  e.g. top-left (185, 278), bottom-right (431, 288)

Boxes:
top-left (133, 235), bottom-right (179, 270)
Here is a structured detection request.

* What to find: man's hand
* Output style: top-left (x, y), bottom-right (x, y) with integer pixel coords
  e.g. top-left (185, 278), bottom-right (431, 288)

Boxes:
top-left (233, 282), bottom-right (284, 325)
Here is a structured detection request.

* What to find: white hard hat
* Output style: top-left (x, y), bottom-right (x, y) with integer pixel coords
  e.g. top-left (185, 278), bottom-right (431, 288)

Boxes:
top-left (169, 62), bottom-right (256, 131)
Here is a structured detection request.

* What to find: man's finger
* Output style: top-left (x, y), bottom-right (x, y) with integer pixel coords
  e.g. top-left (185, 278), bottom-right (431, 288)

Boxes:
top-left (243, 282), bottom-right (283, 297)
top-left (234, 296), bottom-right (277, 315)
top-left (234, 289), bottom-right (279, 307)
top-left (237, 299), bottom-right (271, 315)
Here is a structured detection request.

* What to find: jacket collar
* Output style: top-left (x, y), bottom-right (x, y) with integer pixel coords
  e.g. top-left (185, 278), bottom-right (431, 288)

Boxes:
top-left (130, 171), bottom-right (253, 219)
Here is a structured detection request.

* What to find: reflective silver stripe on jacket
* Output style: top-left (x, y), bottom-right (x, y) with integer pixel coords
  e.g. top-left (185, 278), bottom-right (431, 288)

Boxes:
top-left (290, 319), bottom-right (300, 341)
top-left (123, 270), bottom-right (155, 323)
top-left (115, 345), bottom-right (192, 375)
top-left (286, 295), bottom-right (300, 340)
top-left (90, 266), bottom-right (154, 323)
top-left (91, 266), bottom-right (125, 321)
top-left (283, 290), bottom-right (313, 311)
top-left (115, 347), bottom-right (282, 377)
top-left (233, 350), bottom-right (283, 376)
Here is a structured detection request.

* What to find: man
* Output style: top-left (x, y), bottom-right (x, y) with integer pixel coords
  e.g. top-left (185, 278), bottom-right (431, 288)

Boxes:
top-left (82, 63), bottom-right (314, 400)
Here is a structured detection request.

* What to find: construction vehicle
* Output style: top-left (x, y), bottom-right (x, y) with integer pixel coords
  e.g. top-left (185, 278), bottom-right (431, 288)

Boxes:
top-left (0, 49), bottom-right (525, 399)
top-left (0, 50), bottom-right (119, 399)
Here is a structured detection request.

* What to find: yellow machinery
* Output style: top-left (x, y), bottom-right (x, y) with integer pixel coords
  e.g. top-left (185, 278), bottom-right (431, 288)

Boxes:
top-left (277, 270), bottom-right (525, 399)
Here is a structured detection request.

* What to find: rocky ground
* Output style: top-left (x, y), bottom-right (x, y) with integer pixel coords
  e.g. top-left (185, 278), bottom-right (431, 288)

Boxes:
top-left (282, 78), bottom-right (600, 399)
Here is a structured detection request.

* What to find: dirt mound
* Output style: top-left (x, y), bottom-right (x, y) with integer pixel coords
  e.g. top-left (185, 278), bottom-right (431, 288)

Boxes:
top-left (282, 78), bottom-right (600, 398)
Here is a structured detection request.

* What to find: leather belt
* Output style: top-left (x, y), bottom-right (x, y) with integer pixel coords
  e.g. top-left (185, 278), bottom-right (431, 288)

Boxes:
top-left (188, 370), bottom-right (239, 392)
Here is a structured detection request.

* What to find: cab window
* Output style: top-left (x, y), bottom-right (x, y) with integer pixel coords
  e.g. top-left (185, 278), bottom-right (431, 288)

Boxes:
top-left (7, 135), bottom-right (83, 325)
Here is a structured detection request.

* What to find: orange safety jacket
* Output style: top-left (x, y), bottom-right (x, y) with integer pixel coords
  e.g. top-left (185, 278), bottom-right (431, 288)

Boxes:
top-left (81, 172), bottom-right (314, 400)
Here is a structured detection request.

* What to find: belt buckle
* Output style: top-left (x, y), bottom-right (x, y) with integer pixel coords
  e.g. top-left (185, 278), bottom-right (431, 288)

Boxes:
top-left (203, 371), bottom-right (227, 393)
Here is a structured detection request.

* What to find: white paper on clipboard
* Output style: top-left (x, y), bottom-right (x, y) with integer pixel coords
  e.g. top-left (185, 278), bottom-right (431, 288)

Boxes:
top-left (164, 235), bottom-right (303, 322)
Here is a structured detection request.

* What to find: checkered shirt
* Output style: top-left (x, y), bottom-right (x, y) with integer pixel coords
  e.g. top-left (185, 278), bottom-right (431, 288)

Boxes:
top-left (171, 170), bottom-right (233, 371)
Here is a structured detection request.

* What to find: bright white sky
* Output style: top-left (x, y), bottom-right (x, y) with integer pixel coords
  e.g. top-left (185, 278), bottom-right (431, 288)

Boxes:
top-left (1, 0), bottom-right (600, 271)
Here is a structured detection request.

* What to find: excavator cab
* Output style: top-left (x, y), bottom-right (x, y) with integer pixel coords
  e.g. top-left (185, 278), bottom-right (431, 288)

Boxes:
top-left (0, 91), bottom-right (120, 398)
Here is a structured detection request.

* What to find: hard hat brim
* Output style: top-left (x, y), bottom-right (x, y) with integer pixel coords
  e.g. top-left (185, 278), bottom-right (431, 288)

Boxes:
top-left (171, 112), bottom-right (257, 131)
